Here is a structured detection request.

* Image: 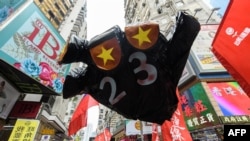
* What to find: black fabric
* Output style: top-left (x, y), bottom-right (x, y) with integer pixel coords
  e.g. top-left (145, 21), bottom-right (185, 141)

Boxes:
top-left (57, 35), bottom-right (90, 65)
top-left (61, 12), bottom-right (200, 124)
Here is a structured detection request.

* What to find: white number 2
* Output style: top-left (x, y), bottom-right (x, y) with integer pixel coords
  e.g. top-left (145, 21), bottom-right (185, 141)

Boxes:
top-left (99, 76), bottom-right (126, 105)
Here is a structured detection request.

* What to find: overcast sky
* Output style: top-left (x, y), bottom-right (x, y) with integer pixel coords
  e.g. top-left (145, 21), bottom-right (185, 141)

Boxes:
top-left (86, 0), bottom-right (125, 40)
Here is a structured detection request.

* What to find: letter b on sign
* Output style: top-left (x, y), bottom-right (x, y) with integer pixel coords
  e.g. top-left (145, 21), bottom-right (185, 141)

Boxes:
top-left (224, 125), bottom-right (250, 140)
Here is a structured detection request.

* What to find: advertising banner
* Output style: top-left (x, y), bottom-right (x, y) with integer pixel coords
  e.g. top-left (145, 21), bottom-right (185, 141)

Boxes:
top-left (190, 24), bottom-right (226, 74)
top-left (8, 119), bottom-right (40, 141)
top-left (180, 82), bottom-right (220, 131)
top-left (0, 2), bottom-right (70, 95)
top-left (0, 76), bottom-right (20, 119)
top-left (212, 0), bottom-right (250, 94)
top-left (206, 82), bottom-right (250, 117)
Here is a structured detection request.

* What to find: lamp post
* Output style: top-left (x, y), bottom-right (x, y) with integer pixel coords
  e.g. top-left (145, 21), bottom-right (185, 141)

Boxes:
top-left (206, 7), bottom-right (220, 24)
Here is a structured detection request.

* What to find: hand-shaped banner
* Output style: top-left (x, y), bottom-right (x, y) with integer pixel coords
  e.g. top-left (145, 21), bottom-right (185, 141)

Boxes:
top-left (58, 12), bottom-right (200, 124)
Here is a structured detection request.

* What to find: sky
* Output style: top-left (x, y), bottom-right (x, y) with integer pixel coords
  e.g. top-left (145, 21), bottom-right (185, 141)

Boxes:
top-left (202, 0), bottom-right (230, 16)
top-left (86, 0), bottom-right (125, 40)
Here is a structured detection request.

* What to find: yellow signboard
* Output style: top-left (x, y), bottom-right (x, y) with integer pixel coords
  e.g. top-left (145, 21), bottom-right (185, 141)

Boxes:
top-left (8, 119), bottom-right (40, 141)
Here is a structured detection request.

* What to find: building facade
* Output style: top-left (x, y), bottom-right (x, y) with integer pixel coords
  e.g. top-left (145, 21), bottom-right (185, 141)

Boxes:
top-left (0, 0), bottom-right (88, 140)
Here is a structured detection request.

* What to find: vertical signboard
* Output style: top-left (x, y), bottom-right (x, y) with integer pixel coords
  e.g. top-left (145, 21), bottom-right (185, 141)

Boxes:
top-left (0, 2), bottom-right (70, 95)
top-left (180, 82), bottom-right (220, 131)
top-left (8, 119), bottom-right (40, 141)
top-left (0, 76), bottom-right (20, 119)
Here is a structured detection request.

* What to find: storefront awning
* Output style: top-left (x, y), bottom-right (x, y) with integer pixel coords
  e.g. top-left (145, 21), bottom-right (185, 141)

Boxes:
top-left (0, 59), bottom-right (59, 96)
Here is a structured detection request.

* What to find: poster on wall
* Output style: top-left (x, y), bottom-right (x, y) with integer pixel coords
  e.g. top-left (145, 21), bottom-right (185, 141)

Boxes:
top-left (0, 76), bottom-right (20, 119)
top-left (190, 25), bottom-right (227, 74)
top-left (180, 82), bottom-right (220, 131)
top-left (8, 119), bottom-right (40, 141)
top-left (0, 2), bottom-right (71, 95)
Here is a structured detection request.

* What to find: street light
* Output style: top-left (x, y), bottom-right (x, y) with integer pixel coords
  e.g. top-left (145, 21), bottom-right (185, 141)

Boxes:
top-left (206, 7), bottom-right (220, 24)
top-left (194, 8), bottom-right (202, 16)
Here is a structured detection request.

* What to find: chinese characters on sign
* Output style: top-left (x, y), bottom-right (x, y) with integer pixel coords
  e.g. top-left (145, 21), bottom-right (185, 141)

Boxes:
top-left (207, 82), bottom-right (250, 116)
top-left (8, 119), bottom-right (40, 141)
top-left (180, 83), bottom-right (220, 131)
top-left (220, 115), bottom-right (250, 124)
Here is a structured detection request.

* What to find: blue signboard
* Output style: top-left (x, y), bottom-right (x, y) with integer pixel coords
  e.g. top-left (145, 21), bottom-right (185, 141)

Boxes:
top-left (0, 2), bottom-right (70, 95)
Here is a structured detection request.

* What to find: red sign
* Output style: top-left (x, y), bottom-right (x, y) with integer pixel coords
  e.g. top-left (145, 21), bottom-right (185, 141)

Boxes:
top-left (9, 101), bottom-right (41, 118)
top-left (212, 0), bottom-right (250, 95)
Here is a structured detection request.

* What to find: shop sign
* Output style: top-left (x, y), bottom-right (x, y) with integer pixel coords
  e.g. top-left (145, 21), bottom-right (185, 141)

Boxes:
top-left (41, 126), bottom-right (55, 135)
top-left (180, 82), bottom-right (220, 131)
top-left (207, 82), bottom-right (250, 116)
top-left (8, 119), bottom-right (40, 141)
top-left (125, 120), bottom-right (159, 135)
top-left (0, 2), bottom-right (70, 95)
top-left (40, 124), bottom-right (55, 135)
top-left (219, 115), bottom-right (250, 124)
top-left (9, 101), bottom-right (41, 118)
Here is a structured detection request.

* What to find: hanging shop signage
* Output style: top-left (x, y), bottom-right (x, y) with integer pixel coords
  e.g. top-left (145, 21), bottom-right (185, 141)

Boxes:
top-left (0, 76), bottom-right (20, 119)
top-left (9, 101), bottom-right (41, 119)
top-left (206, 82), bottom-right (250, 116)
top-left (180, 82), bottom-right (220, 131)
top-left (219, 115), bottom-right (250, 124)
top-left (8, 119), bottom-right (40, 141)
top-left (40, 124), bottom-right (55, 135)
top-left (0, 59), bottom-right (59, 95)
top-left (0, 2), bottom-right (70, 95)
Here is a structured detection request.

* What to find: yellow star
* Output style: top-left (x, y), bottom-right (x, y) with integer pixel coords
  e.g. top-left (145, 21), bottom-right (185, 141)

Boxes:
top-left (132, 27), bottom-right (152, 47)
top-left (97, 47), bottom-right (114, 65)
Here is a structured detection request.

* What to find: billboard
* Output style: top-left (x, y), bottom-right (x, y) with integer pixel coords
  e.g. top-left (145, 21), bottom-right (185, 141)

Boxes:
top-left (0, 2), bottom-right (70, 95)
top-left (180, 82), bottom-right (220, 131)
top-left (190, 24), bottom-right (226, 74)
top-left (207, 82), bottom-right (250, 116)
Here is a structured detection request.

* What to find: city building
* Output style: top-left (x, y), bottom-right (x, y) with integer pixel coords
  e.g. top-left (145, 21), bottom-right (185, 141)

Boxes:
top-left (0, 0), bottom-right (87, 140)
